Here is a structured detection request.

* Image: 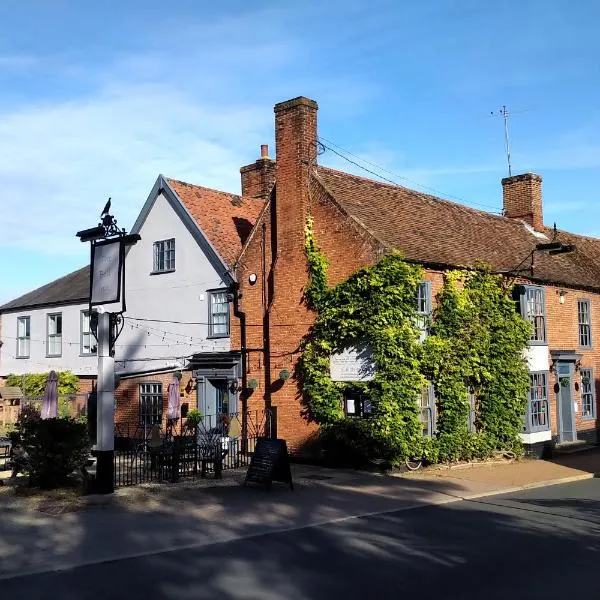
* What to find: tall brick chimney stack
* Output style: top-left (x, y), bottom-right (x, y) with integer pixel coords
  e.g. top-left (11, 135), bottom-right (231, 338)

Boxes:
top-left (240, 144), bottom-right (276, 200)
top-left (273, 96), bottom-right (318, 256)
top-left (502, 173), bottom-right (544, 231)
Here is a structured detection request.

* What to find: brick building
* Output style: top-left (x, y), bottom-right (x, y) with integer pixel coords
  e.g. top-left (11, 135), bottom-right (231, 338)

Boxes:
top-left (234, 96), bottom-right (600, 455)
top-left (3, 95), bottom-right (599, 457)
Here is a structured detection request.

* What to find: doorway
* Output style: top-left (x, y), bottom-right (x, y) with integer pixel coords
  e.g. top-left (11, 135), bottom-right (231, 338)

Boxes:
top-left (556, 362), bottom-right (577, 443)
top-left (197, 379), bottom-right (234, 429)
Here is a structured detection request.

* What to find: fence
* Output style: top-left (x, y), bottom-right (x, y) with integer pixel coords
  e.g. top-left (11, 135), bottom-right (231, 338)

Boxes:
top-left (113, 409), bottom-right (274, 487)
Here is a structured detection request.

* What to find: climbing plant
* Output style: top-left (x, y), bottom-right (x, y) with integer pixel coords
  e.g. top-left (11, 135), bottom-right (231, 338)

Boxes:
top-left (422, 269), bottom-right (532, 461)
top-left (6, 371), bottom-right (79, 396)
top-left (298, 217), bottom-right (427, 462)
top-left (299, 216), bottom-right (533, 465)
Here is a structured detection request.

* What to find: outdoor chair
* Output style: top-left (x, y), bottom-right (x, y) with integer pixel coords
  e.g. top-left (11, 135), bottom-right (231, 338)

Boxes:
top-left (197, 429), bottom-right (230, 479)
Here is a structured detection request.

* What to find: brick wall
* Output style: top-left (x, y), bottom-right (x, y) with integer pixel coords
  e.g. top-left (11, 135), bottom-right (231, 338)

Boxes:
top-left (114, 370), bottom-right (197, 432)
top-left (544, 284), bottom-right (599, 442)
top-left (502, 173), bottom-right (543, 231)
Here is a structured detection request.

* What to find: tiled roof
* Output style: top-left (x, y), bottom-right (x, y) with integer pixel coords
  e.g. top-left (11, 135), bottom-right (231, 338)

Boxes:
top-left (167, 179), bottom-right (265, 267)
top-left (315, 167), bottom-right (600, 290)
top-left (0, 266), bottom-right (90, 312)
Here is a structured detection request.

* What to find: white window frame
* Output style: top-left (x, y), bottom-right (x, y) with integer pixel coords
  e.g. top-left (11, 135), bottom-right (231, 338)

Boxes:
top-left (16, 316), bottom-right (30, 358)
top-left (46, 313), bottom-right (62, 357)
top-left (520, 286), bottom-right (546, 344)
top-left (415, 281), bottom-right (432, 341)
top-left (578, 299), bottom-right (592, 349)
top-left (152, 238), bottom-right (175, 273)
top-left (80, 310), bottom-right (97, 356)
top-left (525, 371), bottom-right (550, 433)
top-left (418, 384), bottom-right (436, 437)
top-left (580, 368), bottom-right (596, 420)
top-left (208, 290), bottom-right (230, 338)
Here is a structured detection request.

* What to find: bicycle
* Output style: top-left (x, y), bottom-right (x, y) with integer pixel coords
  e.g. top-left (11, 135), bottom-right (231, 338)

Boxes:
top-left (404, 456), bottom-right (423, 471)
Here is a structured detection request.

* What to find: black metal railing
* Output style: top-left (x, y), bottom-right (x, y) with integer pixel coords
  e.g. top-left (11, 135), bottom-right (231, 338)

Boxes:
top-left (113, 409), bottom-right (273, 487)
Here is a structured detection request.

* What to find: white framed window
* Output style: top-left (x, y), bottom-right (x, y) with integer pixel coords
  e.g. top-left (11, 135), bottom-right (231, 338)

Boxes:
top-left (81, 310), bottom-right (97, 355)
top-left (580, 368), bottom-right (595, 420)
top-left (415, 281), bottom-right (432, 341)
top-left (46, 313), bottom-right (62, 357)
top-left (578, 299), bottom-right (592, 348)
top-left (16, 316), bottom-right (30, 358)
top-left (140, 382), bottom-right (163, 426)
top-left (519, 286), bottom-right (546, 343)
top-left (525, 372), bottom-right (550, 433)
top-left (153, 238), bottom-right (175, 273)
top-left (208, 290), bottom-right (230, 337)
top-left (418, 384), bottom-right (436, 437)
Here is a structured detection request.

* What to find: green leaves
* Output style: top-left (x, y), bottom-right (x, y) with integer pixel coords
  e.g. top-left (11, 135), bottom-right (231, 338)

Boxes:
top-left (6, 371), bottom-right (79, 396)
top-left (301, 218), bottom-right (530, 464)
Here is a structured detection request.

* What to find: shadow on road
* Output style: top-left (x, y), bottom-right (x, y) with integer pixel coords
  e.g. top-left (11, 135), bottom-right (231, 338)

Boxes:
top-left (1, 472), bottom-right (600, 599)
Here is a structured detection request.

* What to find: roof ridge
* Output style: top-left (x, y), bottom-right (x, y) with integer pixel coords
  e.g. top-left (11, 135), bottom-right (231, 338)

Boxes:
top-left (165, 177), bottom-right (254, 202)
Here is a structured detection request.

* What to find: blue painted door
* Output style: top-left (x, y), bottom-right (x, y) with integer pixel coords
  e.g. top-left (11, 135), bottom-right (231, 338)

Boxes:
top-left (557, 363), bottom-right (576, 443)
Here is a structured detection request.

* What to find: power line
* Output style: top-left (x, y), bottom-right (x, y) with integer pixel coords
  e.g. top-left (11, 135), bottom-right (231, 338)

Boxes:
top-left (318, 136), bottom-right (502, 214)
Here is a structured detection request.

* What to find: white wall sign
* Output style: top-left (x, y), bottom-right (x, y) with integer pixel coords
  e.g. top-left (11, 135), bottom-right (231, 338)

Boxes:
top-left (330, 345), bottom-right (376, 381)
top-left (91, 240), bottom-right (122, 305)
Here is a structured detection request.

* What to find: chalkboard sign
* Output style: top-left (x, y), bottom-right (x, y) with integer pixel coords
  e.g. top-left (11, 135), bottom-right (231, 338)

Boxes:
top-left (244, 438), bottom-right (294, 491)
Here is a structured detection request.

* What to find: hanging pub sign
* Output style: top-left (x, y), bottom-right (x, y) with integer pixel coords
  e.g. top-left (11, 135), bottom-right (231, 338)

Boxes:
top-left (90, 238), bottom-right (123, 306)
top-left (330, 343), bottom-right (376, 382)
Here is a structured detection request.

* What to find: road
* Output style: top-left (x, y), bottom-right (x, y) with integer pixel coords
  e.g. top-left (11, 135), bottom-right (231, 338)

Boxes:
top-left (2, 478), bottom-right (599, 599)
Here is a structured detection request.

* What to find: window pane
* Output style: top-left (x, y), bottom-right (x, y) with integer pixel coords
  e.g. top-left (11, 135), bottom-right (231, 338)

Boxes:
top-left (581, 369), bottom-right (595, 418)
top-left (153, 239), bottom-right (175, 272)
top-left (525, 288), bottom-right (545, 342)
top-left (140, 383), bottom-right (163, 425)
top-left (210, 291), bottom-right (229, 336)
top-left (527, 372), bottom-right (549, 431)
top-left (578, 300), bottom-right (591, 347)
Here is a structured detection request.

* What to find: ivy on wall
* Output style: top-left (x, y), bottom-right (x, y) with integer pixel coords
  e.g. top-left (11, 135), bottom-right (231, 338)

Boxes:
top-left (298, 217), bottom-right (427, 461)
top-left (422, 269), bottom-right (532, 462)
top-left (299, 217), bottom-right (532, 465)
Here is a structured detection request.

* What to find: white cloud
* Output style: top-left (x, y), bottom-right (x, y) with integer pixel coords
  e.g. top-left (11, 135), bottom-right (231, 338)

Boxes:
top-left (0, 6), bottom-right (384, 263)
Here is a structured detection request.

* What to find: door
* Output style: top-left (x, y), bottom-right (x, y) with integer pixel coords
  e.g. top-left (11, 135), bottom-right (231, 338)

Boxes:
top-left (557, 362), bottom-right (576, 443)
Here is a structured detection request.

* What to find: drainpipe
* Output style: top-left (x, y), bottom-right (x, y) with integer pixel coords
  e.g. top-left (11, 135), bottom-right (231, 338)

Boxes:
top-left (232, 281), bottom-right (249, 452)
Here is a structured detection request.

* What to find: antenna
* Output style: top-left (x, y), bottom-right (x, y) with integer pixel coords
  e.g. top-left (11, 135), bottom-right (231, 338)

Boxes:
top-left (491, 105), bottom-right (512, 177)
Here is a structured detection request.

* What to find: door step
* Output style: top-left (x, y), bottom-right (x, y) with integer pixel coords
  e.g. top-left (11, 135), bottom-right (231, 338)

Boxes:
top-left (553, 440), bottom-right (593, 454)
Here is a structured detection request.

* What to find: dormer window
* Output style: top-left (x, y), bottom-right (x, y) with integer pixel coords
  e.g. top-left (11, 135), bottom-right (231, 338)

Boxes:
top-left (153, 238), bottom-right (175, 273)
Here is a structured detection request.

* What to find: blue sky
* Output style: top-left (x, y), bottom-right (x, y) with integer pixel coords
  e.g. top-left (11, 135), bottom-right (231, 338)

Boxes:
top-left (1, 0), bottom-right (599, 304)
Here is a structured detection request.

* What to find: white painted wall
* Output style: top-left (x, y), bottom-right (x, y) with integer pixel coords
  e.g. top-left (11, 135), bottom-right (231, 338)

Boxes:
top-left (115, 192), bottom-right (230, 375)
top-left (524, 344), bottom-right (550, 373)
top-left (0, 303), bottom-right (98, 376)
top-left (520, 430), bottom-right (552, 444)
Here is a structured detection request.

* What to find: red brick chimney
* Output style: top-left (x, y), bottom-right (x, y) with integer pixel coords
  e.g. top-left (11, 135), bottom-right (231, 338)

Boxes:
top-left (240, 144), bottom-right (276, 200)
top-left (502, 173), bottom-right (544, 231)
top-left (273, 96), bottom-right (318, 256)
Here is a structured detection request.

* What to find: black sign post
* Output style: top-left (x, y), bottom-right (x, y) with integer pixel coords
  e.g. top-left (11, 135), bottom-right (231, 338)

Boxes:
top-left (244, 438), bottom-right (294, 491)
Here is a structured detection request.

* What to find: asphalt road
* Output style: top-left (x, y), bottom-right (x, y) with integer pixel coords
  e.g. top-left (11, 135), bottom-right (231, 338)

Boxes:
top-left (2, 478), bottom-right (600, 600)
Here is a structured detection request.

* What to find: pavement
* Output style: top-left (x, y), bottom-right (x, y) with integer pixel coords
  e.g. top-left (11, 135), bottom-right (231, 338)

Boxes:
top-left (0, 448), bottom-right (598, 587)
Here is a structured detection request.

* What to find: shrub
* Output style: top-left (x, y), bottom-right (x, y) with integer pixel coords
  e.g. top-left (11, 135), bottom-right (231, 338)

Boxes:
top-left (15, 407), bottom-right (91, 489)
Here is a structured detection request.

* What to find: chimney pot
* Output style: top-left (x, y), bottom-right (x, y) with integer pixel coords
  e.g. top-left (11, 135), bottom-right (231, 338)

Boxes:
top-left (260, 144), bottom-right (269, 159)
